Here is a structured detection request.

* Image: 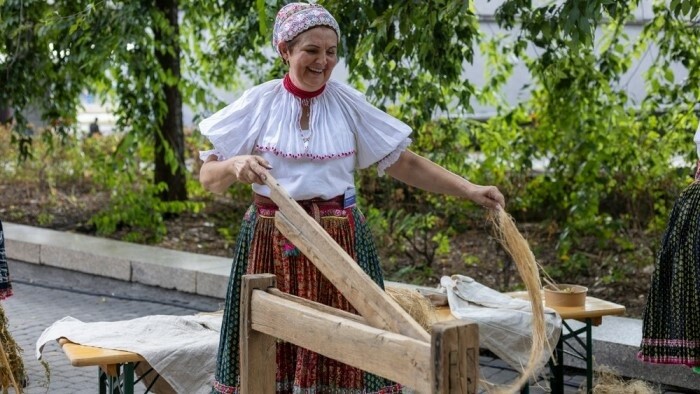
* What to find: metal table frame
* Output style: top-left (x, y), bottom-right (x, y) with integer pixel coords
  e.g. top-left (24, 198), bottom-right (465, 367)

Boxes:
top-left (506, 292), bottom-right (625, 394)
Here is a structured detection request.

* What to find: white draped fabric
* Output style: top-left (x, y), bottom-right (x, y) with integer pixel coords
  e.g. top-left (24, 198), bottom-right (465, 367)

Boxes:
top-left (440, 275), bottom-right (562, 373)
top-left (37, 314), bottom-right (222, 394)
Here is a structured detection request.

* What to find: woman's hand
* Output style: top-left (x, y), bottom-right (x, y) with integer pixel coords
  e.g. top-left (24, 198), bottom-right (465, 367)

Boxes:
top-left (200, 154), bottom-right (272, 194)
top-left (228, 155), bottom-right (273, 185)
top-left (466, 184), bottom-right (505, 211)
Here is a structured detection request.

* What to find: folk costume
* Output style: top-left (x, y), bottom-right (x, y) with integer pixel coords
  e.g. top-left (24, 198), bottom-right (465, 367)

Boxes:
top-left (0, 221), bottom-right (12, 300)
top-left (199, 4), bottom-right (410, 393)
top-left (638, 125), bottom-right (700, 371)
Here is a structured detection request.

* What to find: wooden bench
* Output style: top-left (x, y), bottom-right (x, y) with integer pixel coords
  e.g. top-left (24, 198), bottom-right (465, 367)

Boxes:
top-left (59, 338), bottom-right (165, 394)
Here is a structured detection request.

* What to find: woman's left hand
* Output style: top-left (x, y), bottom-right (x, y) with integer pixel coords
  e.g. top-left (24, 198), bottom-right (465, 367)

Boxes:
top-left (468, 185), bottom-right (505, 211)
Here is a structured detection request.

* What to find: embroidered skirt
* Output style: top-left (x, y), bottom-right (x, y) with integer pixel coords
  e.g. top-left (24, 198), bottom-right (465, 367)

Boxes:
top-left (212, 196), bottom-right (402, 393)
top-left (0, 221), bottom-right (13, 300)
top-left (638, 172), bottom-right (700, 367)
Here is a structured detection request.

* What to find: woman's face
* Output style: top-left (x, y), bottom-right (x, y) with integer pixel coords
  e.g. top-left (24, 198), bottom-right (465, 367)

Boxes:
top-left (282, 27), bottom-right (338, 92)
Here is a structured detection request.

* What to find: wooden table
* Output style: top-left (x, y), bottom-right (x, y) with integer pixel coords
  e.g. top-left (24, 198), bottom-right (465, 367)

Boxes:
top-left (59, 338), bottom-right (153, 394)
top-left (436, 292), bottom-right (626, 394)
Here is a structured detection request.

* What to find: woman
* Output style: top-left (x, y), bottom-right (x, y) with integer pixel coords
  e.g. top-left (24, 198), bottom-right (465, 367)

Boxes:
top-left (638, 124), bottom-right (700, 375)
top-left (199, 3), bottom-right (505, 393)
top-left (0, 220), bottom-right (12, 300)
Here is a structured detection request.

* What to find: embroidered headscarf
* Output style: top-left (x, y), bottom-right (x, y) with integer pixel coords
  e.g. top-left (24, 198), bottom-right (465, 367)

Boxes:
top-left (272, 2), bottom-right (340, 56)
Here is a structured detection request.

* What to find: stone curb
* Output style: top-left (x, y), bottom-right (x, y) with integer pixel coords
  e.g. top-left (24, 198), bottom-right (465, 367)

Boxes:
top-left (3, 222), bottom-right (230, 299)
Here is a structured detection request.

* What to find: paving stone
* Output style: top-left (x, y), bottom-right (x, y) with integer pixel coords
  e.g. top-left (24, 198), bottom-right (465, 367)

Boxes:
top-left (3, 261), bottom-right (219, 393)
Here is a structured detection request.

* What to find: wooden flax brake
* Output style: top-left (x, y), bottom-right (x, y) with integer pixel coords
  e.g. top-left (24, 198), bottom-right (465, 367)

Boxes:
top-left (240, 274), bottom-right (479, 393)
top-left (263, 175), bottom-right (430, 342)
top-left (252, 175), bottom-right (480, 393)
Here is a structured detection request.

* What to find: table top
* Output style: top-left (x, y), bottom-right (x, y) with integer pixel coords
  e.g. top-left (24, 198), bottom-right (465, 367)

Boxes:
top-left (507, 291), bottom-right (626, 322)
top-left (436, 291), bottom-right (626, 326)
top-left (59, 338), bottom-right (144, 367)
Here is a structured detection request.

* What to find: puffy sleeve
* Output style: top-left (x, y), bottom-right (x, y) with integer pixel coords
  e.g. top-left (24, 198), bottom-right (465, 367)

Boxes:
top-left (198, 80), bottom-right (279, 161)
top-left (328, 81), bottom-right (413, 174)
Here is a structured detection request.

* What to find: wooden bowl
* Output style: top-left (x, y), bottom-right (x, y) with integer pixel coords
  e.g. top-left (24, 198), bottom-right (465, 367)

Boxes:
top-left (543, 284), bottom-right (588, 308)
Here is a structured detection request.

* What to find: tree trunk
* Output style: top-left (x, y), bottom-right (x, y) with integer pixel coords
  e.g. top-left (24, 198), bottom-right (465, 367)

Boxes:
top-left (0, 105), bottom-right (13, 125)
top-left (153, 0), bottom-right (187, 201)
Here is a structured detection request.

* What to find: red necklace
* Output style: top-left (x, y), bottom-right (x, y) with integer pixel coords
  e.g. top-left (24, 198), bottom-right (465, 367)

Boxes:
top-left (283, 74), bottom-right (325, 100)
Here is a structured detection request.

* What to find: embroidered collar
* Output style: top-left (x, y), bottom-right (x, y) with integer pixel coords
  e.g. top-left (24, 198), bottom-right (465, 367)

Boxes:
top-left (283, 74), bottom-right (325, 100)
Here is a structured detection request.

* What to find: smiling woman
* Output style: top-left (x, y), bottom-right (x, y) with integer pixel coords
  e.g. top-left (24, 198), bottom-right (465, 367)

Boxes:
top-left (196, 2), bottom-right (505, 393)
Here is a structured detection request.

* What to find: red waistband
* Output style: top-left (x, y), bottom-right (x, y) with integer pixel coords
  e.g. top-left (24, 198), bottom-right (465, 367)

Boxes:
top-left (253, 194), bottom-right (345, 210)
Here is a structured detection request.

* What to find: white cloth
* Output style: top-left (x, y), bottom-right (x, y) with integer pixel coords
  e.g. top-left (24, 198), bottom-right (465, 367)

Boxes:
top-left (198, 79), bottom-right (412, 200)
top-left (36, 314), bottom-right (222, 394)
top-left (439, 275), bottom-right (561, 373)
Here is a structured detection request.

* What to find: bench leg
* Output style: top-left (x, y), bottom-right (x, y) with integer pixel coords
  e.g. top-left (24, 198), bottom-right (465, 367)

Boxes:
top-left (99, 368), bottom-right (107, 394)
top-left (123, 363), bottom-right (135, 394)
top-left (549, 318), bottom-right (595, 394)
top-left (98, 363), bottom-right (135, 394)
top-left (550, 335), bottom-right (564, 394)
top-left (585, 318), bottom-right (593, 394)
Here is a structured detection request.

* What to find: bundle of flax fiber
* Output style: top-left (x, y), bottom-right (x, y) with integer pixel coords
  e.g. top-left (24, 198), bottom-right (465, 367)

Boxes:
top-left (482, 208), bottom-right (548, 393)
top-left (0, 304), bottom-right (24, 393)
top-left (385, 287), bottom-right (437, 332)
top-left (0, 220), bottom-right (24, 393)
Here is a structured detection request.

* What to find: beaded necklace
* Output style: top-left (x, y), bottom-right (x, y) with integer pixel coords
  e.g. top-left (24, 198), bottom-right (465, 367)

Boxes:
top-left (283, 74), bottom-right (326, 151)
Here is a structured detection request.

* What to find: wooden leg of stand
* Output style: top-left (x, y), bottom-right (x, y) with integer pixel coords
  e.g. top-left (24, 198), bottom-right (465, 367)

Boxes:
top-left (239, 274), bottom-right (277, 394)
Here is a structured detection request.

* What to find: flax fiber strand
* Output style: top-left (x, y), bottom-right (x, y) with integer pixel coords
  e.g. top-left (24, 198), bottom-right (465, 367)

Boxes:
top-left (0, 303), bottom-right (23, 393)
top-left (483, 208), bottom-right (548, 393)
top-left (385, 287), bottom-right (437, 333)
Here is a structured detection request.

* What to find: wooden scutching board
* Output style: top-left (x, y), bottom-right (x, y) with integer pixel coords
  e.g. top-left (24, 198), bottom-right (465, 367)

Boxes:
top-left (239, 274), bottom-right (479, 393)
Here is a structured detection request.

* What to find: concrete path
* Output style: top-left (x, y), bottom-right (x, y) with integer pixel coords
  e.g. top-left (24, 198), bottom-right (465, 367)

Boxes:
top-left (5, 260), bottom-right (221, 393)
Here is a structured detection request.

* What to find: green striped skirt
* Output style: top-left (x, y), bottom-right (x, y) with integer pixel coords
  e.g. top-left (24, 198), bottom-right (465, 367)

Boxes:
top-left (0, 220), bottom-right (12, 299)
top-left (212, 197), bottom-right (402, 393)
top-left (638, 180), bottom-right (700, 367)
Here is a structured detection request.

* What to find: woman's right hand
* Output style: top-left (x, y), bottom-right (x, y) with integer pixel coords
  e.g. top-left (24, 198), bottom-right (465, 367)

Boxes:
top-left (200, 154), bottom-right (273, 194)
top-left (227, 155), bottom-right (273, 185)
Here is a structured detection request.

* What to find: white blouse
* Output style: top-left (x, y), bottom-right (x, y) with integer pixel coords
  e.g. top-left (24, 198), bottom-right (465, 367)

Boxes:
top-left (199, 79), bottom-right (412, 200)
